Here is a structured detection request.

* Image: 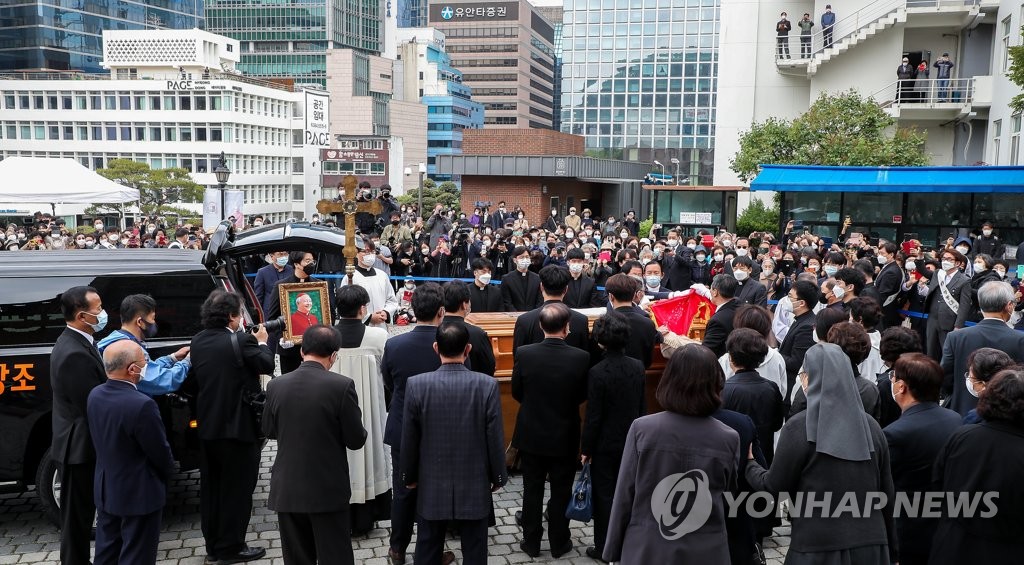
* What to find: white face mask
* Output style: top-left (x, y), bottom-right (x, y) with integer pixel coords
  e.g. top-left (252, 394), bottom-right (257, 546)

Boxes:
top-left (763, 266), bottom-right (773, 275)
top-left (722, 240), bottom-right (732, 248)
top-left (983, 229), bottom-right (992, 237)
top-left (713, 254), bottom-right (724, 262)
top-left (957, 246), bottom-right (969, 255)
top-left (876, 254), bottom-right (888, 265)
top-left (569, 263), bottom-right (584, 274)
top-left (995, 268), bottom-right (1007, 278)
top-left (891, 377), bottom-right (900, 403)
top-left (974, 263), bottom-right (987, 272)
top-left (477, 273), bottom-right (491, 285)
top-left (405, 283), bottom-right (415, 290)
top-left (517, 258), bottom-right (532, 270)
top-left (734, 270), bottom-right (749, 282)
top-left (735, 248), bottom-right (748, 257)
top-left (941, 260), bottom-right (955, 271)
top-left (832, 285), bottom-right (846, 300)
top-left (361, 254), bottom-right (376, 267)
top-left (620, 232), bottom-right (629, 239)
top-left (965, 376), bottom-right (980, 398)
top-left (686, 243), bottom-right (696, 250)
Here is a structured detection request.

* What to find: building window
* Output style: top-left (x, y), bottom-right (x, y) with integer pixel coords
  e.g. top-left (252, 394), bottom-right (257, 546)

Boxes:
top-left (1011, 114), bottom-right (1021, 165)
top-left (993, 119), bottom-right (1003, 165)
top-left (1004, 16), bottom-right (1013, 72)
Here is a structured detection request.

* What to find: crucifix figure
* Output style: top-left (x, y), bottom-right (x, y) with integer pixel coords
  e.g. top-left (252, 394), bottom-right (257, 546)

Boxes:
top-left (315, 174), bottom-right (382, 283)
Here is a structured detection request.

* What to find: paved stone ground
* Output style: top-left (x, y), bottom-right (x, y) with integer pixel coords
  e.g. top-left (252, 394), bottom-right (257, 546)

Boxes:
top-left (0, 440), bottom-right (791, 564)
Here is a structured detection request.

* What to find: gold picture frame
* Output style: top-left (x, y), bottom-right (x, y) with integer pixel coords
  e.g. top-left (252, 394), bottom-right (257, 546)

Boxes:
top-left (278, 281), bottom-right (332, 343)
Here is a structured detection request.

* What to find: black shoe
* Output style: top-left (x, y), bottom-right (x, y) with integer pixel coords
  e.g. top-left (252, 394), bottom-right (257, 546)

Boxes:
top-left (217, 547), bottom-right (266, 564)
top-left (515, 510), bottom-right (523, 527)
top-left (519, 541), bottom-right (540, 558)
top-left (204, 557), bottom-right (218, 565)
top-left (551, 540), bottom-right (574, 558)
top-left (586, 546), bottom-right (607, 562)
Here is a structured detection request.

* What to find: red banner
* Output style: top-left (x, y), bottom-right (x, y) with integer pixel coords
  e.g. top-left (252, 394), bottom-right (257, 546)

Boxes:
top-left (649, 291), bottom-right (717, 338)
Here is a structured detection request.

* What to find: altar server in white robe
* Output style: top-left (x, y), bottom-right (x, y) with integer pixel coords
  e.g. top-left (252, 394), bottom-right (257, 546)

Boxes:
top-left (332, 284), bottom-right (393, 535)
top-left (339, 239), bottom-right (399, 329)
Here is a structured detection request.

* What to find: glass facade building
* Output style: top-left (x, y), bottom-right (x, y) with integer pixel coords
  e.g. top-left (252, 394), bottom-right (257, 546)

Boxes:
top-left (0, 1), bottom-right (204, 73)
top-left (560, 0), bottom-right (719, 184)
top-left (206, 0), bottom-right (380, 87)
top-left (397, 0), bottom-right (428, 28)
top-left (422, 44), bottom-right (484, 180)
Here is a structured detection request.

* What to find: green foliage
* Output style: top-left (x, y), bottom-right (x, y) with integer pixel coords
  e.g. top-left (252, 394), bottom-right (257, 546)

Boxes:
top-left (639, 216), bottom-right (654, 239)
top-left (87, 159), bottom-right (204, 216)
top-left (1009, 35), bottom-right (1024, 114)
top-left (396, 182), bottom-right (461, 219)
top-left (731, 91), bottom-right (929, 183)
top-left (736, 198), bottom-right (780, 237)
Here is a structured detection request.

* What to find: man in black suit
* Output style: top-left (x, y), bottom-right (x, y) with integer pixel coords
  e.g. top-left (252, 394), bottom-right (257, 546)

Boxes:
top-left (88, 340), bottom-right (176, 565)
top-left (875, 242), bottom-right (906, 329)
top-left (884, 352), bottom-right (962, 565)
top-left (401, 322), bottom-right (508, 565)
top-left (469, 258), bottom-right (503, 313)
top-left (501, 245), bottom-right (542, 311)
top-left (491, 200), bottom-right (510, 231)
top-left (264, 326), bottom-right (367, 565)
top-left (780, 280), bottom-right (819, 409)
top-left (925, 248), bottom-right (970, 360)
top-left (380, 283), bottom-right (456, 565)
top-left (512, 303), bottom-right (590, 558)
top-left (732, 256), bottom-right (768, 307)
top-left (50, 285), bottom-right (109, 565)
top-left (442, 280), bottom-right (496, 376)
top-left (940, 281), bottom-right (1024, 416)
top-left (512, 265), bottom-right (591, 355)
top-left (190, 289), bottom-right (275, 564)
top-left (564, 248), bottom-right (604, 308)
top-left (701, 274), bottom-right (740, 357)
top-left (605, 274), bottom-right (661, 369)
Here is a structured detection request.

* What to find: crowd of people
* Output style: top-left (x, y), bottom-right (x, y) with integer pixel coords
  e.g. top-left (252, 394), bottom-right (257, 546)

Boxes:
top-left (41, 192), bottom-right (1024, 565)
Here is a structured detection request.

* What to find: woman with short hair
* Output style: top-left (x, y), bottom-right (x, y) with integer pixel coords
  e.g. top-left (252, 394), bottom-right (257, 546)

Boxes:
top-left (604, 344), bottom-right (739, 564)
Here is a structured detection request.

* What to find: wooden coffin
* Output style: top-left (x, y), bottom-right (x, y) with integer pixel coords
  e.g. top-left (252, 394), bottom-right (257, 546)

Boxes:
top-left (465, 308), bottom-right (674, 447)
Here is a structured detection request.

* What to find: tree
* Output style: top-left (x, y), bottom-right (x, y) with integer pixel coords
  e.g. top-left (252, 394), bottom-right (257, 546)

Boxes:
top-left (1009, 34), bottom-right (1024, 113)
top-left (731, 91), bottom-right (929, 183)
top-left (396, 181), bottom-right (461, 219)
top-left (736, 198), bottom-right (780, 237)
top-left (87, 159), bottom-right (204, 217)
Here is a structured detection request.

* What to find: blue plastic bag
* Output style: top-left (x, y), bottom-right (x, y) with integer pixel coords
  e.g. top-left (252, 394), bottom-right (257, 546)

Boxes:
top-left (565, 462), bottom-right (593, 522)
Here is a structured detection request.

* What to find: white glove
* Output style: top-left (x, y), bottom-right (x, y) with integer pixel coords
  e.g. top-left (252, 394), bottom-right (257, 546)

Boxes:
top-left (278, 338), bottom-right (295, 349)
top-left (690, 283), bottom-right (712, 300)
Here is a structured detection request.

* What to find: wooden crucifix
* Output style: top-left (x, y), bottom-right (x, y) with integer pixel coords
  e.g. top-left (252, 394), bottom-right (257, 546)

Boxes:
top-left (315, 174), bottom-right (382, 283)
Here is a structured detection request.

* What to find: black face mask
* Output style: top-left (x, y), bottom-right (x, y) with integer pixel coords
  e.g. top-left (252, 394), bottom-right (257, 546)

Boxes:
top-left (143, 320), bottom-right (159, 338)
top-left (392, 219), bottom-right (400, 225)
top-left (302, 261), bottom-right (316, 275)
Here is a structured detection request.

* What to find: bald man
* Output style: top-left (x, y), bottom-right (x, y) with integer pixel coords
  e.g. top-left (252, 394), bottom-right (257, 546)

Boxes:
top-left (88, 340), bottom-right (176, 565)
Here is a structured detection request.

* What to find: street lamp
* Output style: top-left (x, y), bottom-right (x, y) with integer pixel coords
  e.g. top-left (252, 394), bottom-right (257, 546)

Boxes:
top-left (417, 162), bottom-right (427, 217)
top-left (213, 151), bottom-right (231, 221)
top-left (670, 158), bottom-right (680, 185)
top-left (653, 160), bottom-right (665, 184)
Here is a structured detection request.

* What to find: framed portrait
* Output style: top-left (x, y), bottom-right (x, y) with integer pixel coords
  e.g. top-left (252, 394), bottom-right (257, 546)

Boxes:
top-left (278, 281), bottom-right (332, 343)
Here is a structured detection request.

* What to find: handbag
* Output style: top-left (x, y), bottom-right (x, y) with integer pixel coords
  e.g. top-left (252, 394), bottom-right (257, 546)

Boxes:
top-left (565, 462), bottom-right (593, 522)
top-left (230, 330), bottom-right (266, 431)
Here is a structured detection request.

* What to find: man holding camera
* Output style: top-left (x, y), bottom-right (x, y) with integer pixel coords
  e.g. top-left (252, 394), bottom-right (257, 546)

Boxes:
top-left (382, 211), bottom-right (413, 246)
top-left (190, 289), bottom-right (275, 564)
top-left (425, 203), bottom-right (453, 249)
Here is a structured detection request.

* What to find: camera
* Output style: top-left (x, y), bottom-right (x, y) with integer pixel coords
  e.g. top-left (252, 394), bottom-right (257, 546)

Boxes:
top-left (254, 316), bottom-right (285, 333)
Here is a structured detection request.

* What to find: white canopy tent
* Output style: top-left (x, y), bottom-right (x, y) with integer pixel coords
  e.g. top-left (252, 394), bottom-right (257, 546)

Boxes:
top-left (0, 157), bottom-right (140, 211)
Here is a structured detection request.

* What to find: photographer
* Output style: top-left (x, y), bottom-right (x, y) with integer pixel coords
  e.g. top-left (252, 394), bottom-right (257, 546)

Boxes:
top-left (430, 235), bottom-right (454, 278)
top-left (450, 228), bottom-right (481, 279)
top-left (424, 203), bottom-right (452, 249)
top-left (354, 182), bottom-right (377, 235)
top-left (487, 238), bottom-right (513, 279)
top-left (376, 183), bottom-right (400, 226)
top-left (189, 289), bottom-right (274, 564)
top-left (381, 211), bottom-right (413, 247)
top-left (393, 241), bottom-right (417, 280)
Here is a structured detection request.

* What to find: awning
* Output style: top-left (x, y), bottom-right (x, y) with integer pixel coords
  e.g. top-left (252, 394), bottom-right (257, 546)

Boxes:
top-left (750, 164), bottom-right (1024, 193)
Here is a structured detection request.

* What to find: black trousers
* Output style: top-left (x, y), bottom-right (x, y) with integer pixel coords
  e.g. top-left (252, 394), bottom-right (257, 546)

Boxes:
top-left (200, 439), bottom-right (262, 558)
top-left (823, 27), bottom-right (833, 48)
top-left (776, 36), bottom-right (790, 58)
top-left (519, 451), bottom-right (576, 552)
top-left (415, 517), bottom-right (488, 565)
top-left (589, 452), bottom-right (622, 552)
top-left (279, 345), bottom-right (302, 375)
top-left (60, 461), bottom-right (96, 565)
top-left (388, 447), bottom-right (417, 554)
top-left (278, 509), bottom-right (354, 565)
top-left (94, 508), bottom-right (162, 565)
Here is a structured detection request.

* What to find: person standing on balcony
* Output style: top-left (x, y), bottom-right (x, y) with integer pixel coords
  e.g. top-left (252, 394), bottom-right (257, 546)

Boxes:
top-left (821, 5), bottom-right (836, 49)
top-left (897, 57), bottom-right (917, 102)
top-left (917, 59), bottom-right (931, 101)
top-left (798, 14), bottom-right (815, 58)
top-left (776, 13), bottom-right (792, 59)
top-left (934, 53), bottom-right (955, 101)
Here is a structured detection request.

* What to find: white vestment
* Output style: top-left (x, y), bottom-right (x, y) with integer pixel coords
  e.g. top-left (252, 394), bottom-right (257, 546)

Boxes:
top-left (330, 326), bottom-right (392, 504)
top-left (339, 268), bottom-right (399, 329)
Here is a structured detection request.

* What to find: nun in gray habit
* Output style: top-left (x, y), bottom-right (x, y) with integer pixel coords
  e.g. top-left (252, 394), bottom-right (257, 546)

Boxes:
top-left (745, 343), bottom-right (897, 565)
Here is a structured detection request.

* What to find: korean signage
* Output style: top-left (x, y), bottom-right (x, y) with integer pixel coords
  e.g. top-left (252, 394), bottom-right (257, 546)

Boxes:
top-left (321, 149), bottom-right (388, 162)
top-left (304, 91), bottom-right (330, 147)
top-left (429, 2), bottom-right (519, 22)
top-left (0, 363), bottom-right (38, 396)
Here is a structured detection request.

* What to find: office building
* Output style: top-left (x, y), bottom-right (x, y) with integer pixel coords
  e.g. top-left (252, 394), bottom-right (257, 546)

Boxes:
top-left (534, 1), bottom-right (564, 131)
top-left (559, 0), bottom-right (719, 185)
top-left (0, 0), bottom-right (204, 73)
top-left (395, 28), bottom-right (484, 180)
top-left (397, 0), bottom-right (430, 28)
top-left (713, 0), bottom-right (1021, 244)
top-left (429, 0), bottom-right (557, 129)
top-left (205, 0), bottom-right (382, 87)
top-left (0, 29), bottom-right (327, 223)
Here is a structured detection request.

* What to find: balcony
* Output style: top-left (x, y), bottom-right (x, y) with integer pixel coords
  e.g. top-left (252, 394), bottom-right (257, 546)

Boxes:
top-left (871, 77), bottom-right (990, 120)
top-left (775, 0), bottom-right (982, 77)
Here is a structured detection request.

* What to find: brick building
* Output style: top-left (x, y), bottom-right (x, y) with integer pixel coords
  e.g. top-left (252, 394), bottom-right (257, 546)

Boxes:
top-left (440, 129), bottom-right (649, 225)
